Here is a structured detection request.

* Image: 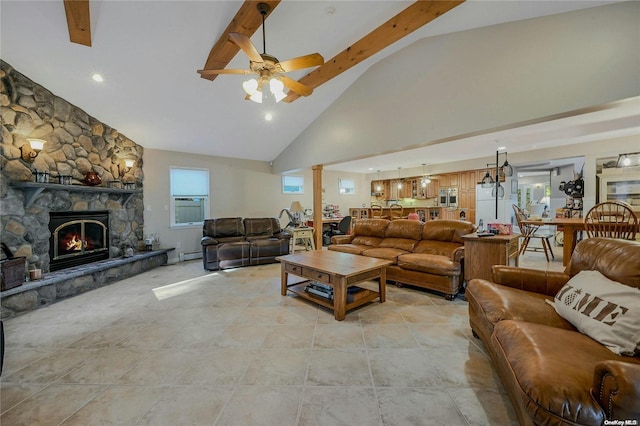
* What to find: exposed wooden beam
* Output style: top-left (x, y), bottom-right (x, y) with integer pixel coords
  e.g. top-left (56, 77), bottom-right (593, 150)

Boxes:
top-left (283, 0), bottom-right (465, 103)
top-left (200, 0), bottom-right (281, 81)
top-left (63, 0), bottom-right (91, 47)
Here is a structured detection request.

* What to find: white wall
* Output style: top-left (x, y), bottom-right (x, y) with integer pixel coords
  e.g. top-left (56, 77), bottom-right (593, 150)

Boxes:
top-left (273, 2), bottom-right (640, 173)
top-left (142, 149), bottom-right (369, 262)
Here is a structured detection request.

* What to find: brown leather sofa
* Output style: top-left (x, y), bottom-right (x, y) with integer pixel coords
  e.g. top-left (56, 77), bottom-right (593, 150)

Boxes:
top-left (330, 218), bottom-right (477, 300)
top-left (466, 237), bottom-right (640, 425)
top-left (201, 217), bottom-right (290, 270)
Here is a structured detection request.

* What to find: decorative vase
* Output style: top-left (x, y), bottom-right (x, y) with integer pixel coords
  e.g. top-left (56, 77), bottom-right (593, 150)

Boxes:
top-left (82, 171), bottom-right (101, 186)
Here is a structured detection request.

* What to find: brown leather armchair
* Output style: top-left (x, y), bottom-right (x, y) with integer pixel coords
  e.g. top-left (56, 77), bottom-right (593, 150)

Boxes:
top-left (466, 237), bottom-right (640, 425)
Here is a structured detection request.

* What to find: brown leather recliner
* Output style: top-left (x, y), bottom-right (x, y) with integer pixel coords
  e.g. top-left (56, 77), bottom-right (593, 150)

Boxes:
top-left (201, 217), bottom-right (290, 270)
top-left (466, 237), bottom-right (640, 425)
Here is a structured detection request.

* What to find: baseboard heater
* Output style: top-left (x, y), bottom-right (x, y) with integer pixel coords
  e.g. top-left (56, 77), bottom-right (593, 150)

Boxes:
top-left (179, 251), bottom-right (202, 261)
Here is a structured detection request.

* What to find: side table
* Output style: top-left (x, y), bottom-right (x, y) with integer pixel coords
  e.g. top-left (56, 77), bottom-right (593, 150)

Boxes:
top-left (289, 227), bottom-right (315, 253)
top-left (462, 233), bottom-right (520, 282)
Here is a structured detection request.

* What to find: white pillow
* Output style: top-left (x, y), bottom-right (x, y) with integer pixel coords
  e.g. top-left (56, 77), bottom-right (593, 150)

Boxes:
top-left (551, 270), bottom-right (640, 356)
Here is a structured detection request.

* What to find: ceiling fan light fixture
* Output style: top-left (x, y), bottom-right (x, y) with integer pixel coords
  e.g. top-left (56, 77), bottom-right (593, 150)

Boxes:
top-left (269, 78), bottom-right (286, 102)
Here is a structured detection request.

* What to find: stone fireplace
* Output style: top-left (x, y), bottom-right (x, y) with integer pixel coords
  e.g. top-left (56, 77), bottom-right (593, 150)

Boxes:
top-left (49, 211), bottom-right (110, 271)
top-left (1, 60), bottom-right (145, 273)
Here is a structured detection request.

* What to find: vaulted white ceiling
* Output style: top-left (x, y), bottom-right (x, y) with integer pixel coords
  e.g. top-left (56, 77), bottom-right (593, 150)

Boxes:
top-left (1, 0), bottom-right (636, 173)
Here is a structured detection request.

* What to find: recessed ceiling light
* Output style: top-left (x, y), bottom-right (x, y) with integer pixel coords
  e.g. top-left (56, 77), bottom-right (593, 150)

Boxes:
top-left (92, 73), bottom-right (104, 82)
top-left (265, 113), bottom-right (273, 121)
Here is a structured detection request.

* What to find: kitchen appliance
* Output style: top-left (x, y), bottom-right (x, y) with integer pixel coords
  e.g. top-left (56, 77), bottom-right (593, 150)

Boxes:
top-left (439, 188), bottom-right (458, 207)
top-left (476, 185), bottom-right (509, 228)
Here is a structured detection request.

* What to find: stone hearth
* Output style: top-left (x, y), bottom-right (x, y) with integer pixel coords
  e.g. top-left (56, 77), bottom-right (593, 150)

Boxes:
top-left (1, 249), bottom-right (172, 318)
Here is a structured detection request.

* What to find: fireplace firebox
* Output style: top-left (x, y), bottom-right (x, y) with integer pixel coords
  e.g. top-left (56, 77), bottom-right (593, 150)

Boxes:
top-left (49, 211), bottom-right (110, 271)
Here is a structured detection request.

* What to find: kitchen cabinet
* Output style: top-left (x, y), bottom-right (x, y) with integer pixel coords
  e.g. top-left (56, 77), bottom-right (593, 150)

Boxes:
top-left (349, 208), bottom-right (370, 220)
top-left (441, 208), bottom-right (457, 220)
top-left (426, 180), bottom-right (438, 198)
top-left (449, 173), bottom-right (460, 188)
top-left (460, 170), bottom-right (478, 191)
top-left (371, 180), bottom-right (389, 199)
top-left (399, 180), bottom-right (413, 199)
top-left (438, 174), bottom-right (450, 188)
top-left (598, 167), bottom-right (640, 213)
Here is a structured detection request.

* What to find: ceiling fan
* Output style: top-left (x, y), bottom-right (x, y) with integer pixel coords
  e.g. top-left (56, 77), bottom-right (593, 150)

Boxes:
top-left (197, 2), bottom-right (324, 103)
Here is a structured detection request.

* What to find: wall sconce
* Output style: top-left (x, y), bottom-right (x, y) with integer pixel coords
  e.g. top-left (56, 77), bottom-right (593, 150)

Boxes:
top-left (119, 158), bottom-right (136, 178)
top-left (124, 159), bottom-right (136, 174)
top-left (20, 139), bottom-right (46, 163)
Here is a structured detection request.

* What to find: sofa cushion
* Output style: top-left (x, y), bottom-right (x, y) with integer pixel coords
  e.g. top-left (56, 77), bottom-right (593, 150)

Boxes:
top-left (351, 235), bottom-right (384, 248)
top-left (244, 218), bottom-right (278, 240)
top-left (492, 320), bottom-right (640, 425)
top-left (412, 240), bottom-right (460, 257)
top-left (422, 220), bottom-right (476, 243)
top-left (397, 253), bottom-right (460, 276)
top-left (351, 219), bottom-right (389, 239)
top-left (551, 270), bottom-right (640, 356)
top-left (466, 279), bottom-right (575, 332)
top-left (379, 238), bottom-right (418, 252)
top-left (204, 217), bottom-right (245, 238)
top-left (384, 219), bottom-right (424, 240)
top-left (361, 247), bottom-right (410, 263)
top-left (328, 244), bottom-right (372, 255)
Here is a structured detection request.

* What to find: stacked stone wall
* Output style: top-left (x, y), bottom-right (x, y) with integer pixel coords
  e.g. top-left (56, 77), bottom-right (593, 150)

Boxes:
top-left (0, 61), bottom-right (144, 272)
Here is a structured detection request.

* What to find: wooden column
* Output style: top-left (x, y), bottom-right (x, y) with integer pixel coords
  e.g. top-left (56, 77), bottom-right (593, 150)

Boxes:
top-left (312, 165), bottom-right (323, 250)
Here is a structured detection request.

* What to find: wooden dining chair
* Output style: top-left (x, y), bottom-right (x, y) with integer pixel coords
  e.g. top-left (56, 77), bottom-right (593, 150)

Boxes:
top-left (371, 205), bottom-right (386, 219)
top-left (389, 203), bottom-right (404, 220)
top-left (512, 204), bottom-right (555, 262)
top-left (584, 201), bottom-right (638, 240)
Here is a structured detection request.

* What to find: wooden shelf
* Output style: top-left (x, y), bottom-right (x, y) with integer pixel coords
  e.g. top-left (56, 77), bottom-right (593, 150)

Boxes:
top-left (286, 281), bottom-right (380, 311)
top-left (10, 182), bottom-right (142, 208)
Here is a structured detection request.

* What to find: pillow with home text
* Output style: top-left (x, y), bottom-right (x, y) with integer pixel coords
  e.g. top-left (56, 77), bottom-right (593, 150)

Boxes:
top-left (551, 270), bottom-right (640, 356)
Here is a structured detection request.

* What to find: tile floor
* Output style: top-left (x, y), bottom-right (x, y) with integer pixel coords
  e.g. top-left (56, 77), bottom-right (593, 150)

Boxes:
top-left (1, 248), bottom-right (564, 425)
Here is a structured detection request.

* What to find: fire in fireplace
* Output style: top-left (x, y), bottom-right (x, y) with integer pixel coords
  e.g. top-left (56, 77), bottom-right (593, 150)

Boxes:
top-left (49, 211), bottom-right (110, 271)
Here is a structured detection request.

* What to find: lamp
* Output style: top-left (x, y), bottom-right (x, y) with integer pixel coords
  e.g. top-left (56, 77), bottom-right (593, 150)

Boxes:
top-left (480, 170), bottom-right (494, 188)
top-left (20, 138), bottom-right (46, 163)
top-left (396, 167), bottom-right (403, 190)
top-left (485, 149), bottom-right (513, 218)
top-left (420, 163), bottom-right (431, 188)
top-left (289, 201), bottom-right (304, 227)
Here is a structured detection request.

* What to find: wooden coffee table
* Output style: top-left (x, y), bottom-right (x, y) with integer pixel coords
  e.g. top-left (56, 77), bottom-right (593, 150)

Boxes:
top-left (277, 250), bottom-right (392, 321)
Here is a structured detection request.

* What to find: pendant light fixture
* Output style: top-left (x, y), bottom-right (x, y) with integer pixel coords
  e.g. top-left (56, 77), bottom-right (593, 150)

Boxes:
top-left (375, 170), bottom-right (382, 193)
top-left (420, 163), bottom-right (431, 188)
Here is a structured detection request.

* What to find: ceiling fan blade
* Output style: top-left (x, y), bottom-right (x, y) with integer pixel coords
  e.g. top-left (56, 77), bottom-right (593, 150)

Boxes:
top-left (279, 76), bottom-right (313, 97)
top-left (229, 32), bottom-right (263, 63)
top-left (278, 53), bottom-right (324, 72)
top-left (197, 68), bottom-right (253, 75)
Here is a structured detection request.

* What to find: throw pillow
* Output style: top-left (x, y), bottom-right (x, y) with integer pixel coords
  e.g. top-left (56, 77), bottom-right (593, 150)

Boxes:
top-left (551, 270), bottom-right (640, 356)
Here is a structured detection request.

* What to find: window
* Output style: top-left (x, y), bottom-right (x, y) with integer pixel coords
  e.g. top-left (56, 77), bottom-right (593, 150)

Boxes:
top-left (170, 167), bottom-right (209, 227)
top-left (338, 178), bottom-right (355, 195)
top-left (282, 175), bottom-right (304, 194)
